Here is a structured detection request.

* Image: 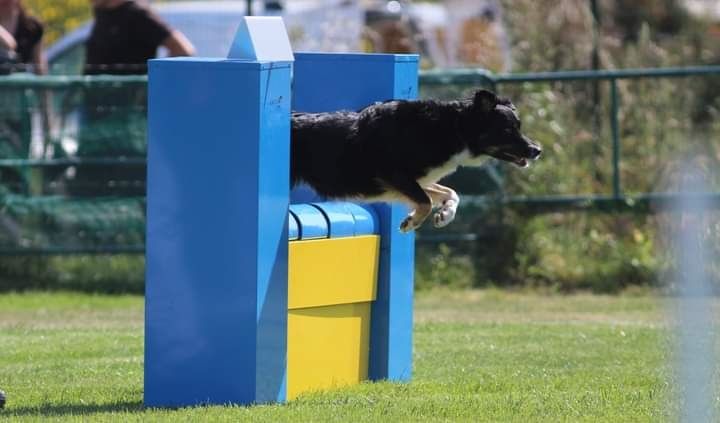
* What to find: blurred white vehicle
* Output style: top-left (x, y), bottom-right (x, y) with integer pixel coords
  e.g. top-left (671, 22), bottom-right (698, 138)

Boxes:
top-left (46, 0), bottom-right (511, 74)
top-left (46, 0), bottom-right (365, 74)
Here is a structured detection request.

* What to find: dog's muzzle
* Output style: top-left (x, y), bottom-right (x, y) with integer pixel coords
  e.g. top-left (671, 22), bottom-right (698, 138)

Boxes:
top-left (528, 144), bottom-right (542, 160)
top-left (523, 136), bottom-right (542, 160)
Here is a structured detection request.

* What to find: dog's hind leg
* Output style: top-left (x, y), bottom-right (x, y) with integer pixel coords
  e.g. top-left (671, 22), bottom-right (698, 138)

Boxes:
top-left (383, 174), bottom-right (433, 232)
top-left (424, 184), bottom-right (459, 228)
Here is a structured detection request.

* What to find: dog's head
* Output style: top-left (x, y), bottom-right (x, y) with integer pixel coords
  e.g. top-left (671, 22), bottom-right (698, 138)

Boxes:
top-left (462, 89), bottom-right (541, 168)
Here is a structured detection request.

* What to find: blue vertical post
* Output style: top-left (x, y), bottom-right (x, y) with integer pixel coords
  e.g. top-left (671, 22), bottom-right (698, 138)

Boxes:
top-left (293, 53), bottom-right (418, 381)
top-left (145, 57), bottom-right (292, 407)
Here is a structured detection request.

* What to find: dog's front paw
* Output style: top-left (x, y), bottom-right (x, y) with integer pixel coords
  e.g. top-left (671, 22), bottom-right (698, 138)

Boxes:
top-left (399, 216), bottom-right (415, 233)
top-left (400, 215), bottom-right (422, 233)
top-left (433, 202), bottom-right (457, 228)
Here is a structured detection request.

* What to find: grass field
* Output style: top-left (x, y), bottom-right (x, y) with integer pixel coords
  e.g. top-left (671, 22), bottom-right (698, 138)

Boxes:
top-left (0, 289), bottom-right (689, 422)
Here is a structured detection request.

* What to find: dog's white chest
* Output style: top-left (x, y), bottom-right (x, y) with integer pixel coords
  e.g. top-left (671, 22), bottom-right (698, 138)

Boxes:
top-left (417, 150), bottom-right (484, 186)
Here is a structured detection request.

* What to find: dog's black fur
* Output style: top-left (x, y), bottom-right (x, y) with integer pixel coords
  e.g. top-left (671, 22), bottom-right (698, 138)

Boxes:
top-left (290, 89), bottom-right (541, 231)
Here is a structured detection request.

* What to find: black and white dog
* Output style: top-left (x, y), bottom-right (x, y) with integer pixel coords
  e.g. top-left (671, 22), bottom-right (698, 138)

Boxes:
top-left (291, 89), bottom-right (541, 232)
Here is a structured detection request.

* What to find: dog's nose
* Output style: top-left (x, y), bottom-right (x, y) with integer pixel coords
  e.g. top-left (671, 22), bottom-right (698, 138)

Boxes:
top-left (529, 144), bottom-right (542, 159)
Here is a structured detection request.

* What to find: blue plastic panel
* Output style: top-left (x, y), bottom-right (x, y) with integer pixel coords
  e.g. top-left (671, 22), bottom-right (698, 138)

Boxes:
top-left (371, 55), bottom-right (418, 381)
top-left (293, 53), bottom-right (418, 112)
top-left (290, 184), bottom-right (324, 204)
top-left (344, 203), bottom-right (379, 236)
top-left (289, 204), bottom-right (328, 239)
top-left (293, 53), bottom-right (418, 382)
top-left (288, 213), bottom-right (299, 241)
top-left (145, 57), bottom-right (291, 407)
top-left (290, 52), bottom-right (418, 204)
top-left (368, 203), bottom-right (415, 381)
top-left (288, 202), bottom-right (379, 239)
top-left (311, 202), bottom-right (355, 238)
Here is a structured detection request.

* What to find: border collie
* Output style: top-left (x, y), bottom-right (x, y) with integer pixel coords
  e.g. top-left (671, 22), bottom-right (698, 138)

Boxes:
top-left (291, 89), bottom-right (541, 232)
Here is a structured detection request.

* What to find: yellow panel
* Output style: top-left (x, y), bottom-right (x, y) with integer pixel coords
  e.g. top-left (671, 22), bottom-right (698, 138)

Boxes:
top-left (287, 302), bottom-right (371, 400)
top-left (288, 235), bottom-right (379, 310)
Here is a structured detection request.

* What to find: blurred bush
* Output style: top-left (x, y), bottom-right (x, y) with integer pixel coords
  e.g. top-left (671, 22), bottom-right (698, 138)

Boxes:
top-left (417, 0), bottom-right (720, 293)
top-left (5, 0), bottom-right (720, 293)
top-left (0, 255), bottom-right (144, 293)
top-left (24, 0), bottom-right (90, 45)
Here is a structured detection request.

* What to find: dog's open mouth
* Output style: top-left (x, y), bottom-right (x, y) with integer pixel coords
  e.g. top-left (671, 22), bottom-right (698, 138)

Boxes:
top-left (496, 153), bottom-right (531, 168)
top-left (512, 157), bottom-right (529, 168)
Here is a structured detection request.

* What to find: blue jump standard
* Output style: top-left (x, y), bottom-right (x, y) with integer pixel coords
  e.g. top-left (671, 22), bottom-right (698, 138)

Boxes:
top-left (145, 53), bottom-right (417, 407)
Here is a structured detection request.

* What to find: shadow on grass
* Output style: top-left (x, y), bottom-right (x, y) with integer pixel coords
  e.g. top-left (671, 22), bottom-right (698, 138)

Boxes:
top-left (6, 400), bottom-right (144, 417)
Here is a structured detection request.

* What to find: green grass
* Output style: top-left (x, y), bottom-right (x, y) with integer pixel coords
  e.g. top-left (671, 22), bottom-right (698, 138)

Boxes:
top-left (0, 289), bottom-right (685, 421)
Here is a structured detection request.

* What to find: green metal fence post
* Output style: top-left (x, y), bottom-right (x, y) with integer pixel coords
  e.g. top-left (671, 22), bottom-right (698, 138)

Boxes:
top-left (610, 78), bottom-right (621, 200)
top-left (589, 0), bottom-right (604, 185)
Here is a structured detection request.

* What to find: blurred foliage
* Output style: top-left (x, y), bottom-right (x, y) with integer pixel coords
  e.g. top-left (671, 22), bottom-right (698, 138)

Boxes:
top-left (415, 243), bottom-right (474, 290)
top-left (498, 0), bottom-right (713, 72)
top-left (417, 0), bottom-right (720, 293)
top-left (4, 0), bottom-right (720, 293)
top-left (0, 255), bottom-right (144, 293)
top-left (23, 0), bottom-right (90, 46)
top-left (510, 212), bottom-right (662, 292)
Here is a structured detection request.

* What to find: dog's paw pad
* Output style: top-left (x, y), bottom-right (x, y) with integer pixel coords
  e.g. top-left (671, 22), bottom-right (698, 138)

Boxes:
top-left (433, 207), bottom-right (456, 228)
top-left (400, 216), bottom-right (421, 233)
top-left (399, 217), bottom-right (413, 233)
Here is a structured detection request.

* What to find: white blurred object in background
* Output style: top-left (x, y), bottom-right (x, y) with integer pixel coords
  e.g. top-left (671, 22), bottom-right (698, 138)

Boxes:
top-left (670, 165), bottom-right (718, 423)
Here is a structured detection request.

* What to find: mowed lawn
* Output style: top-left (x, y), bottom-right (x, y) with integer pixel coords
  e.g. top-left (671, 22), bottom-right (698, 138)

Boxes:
top-left (0, 290), bottom-right (682, 422)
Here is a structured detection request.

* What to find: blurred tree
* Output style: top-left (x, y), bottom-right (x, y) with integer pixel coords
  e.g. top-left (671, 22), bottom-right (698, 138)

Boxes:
top-left (613, 0), bottom-right (688, 42)
top-left (24, 0), bottom-right (90, 45)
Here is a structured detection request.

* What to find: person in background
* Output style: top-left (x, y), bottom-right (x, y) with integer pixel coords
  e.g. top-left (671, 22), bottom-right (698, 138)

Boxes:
top-left (0, 0), bottom-right (47, 74)
top-left (84, 0), bottom-right (195, 75)
top-left (68, 1), bottom-right (193, 197)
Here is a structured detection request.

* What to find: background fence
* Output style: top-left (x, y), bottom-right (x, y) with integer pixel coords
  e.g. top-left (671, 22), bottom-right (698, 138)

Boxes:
top-left (1, 66), bottom-right (720, 291)
top-left (422, 65), bottom-right (720, 206)
top-left (0, 75), bottom-right (146, 254)
top-left (417, 65), bottom-right (720, 290)
top-left (1, 67), bottom-right (720, 253)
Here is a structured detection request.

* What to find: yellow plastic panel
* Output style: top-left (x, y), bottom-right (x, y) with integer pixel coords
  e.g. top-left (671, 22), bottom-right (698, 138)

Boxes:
top-left (288, 235), bottom-right (379, 310)
top-left (287, 302), bottom-right (371, 399)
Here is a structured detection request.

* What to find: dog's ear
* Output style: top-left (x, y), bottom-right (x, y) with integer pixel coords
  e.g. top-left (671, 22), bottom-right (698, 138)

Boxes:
top-left (473, 89), bottom-right (498, 113)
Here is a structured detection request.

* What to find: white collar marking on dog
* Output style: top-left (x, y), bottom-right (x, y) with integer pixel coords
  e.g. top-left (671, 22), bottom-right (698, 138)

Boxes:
top-left (417, 149), bottom-right (487, 187)
top-left (358, 149), bottom-right (489, 205)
